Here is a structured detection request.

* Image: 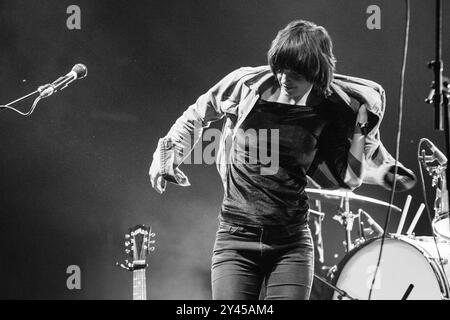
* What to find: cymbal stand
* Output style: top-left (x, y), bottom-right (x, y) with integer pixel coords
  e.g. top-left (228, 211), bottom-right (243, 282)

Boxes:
top-left (429, 162), bottom-right (447, 216)
top-left (352, 210), bottom-right (367, 247)
top-left (425, 0), bottom-right (450, 213)
top-left (335, 192), bottom-right (357, 252)
top-left (421, 153), bottom-right (449, 233)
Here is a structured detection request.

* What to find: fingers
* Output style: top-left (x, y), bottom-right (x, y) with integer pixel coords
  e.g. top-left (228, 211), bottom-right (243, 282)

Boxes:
top-left (156, 176), bottom-right (166, 194)
top-left (150, 172), bottom-right (165, 194)
top-left (149, 171), bottom-right (158, 191)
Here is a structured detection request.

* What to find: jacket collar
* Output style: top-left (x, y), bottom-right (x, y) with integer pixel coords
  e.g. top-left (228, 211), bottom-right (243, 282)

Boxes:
top-left (241, 66), bottom-right (382, 116)
top-left (244, 66), bottom-right (325, 107)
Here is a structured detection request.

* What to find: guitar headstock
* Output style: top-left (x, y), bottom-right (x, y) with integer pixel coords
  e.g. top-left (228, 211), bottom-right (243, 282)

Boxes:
top-left (122, 224), bottom-right (156, 271)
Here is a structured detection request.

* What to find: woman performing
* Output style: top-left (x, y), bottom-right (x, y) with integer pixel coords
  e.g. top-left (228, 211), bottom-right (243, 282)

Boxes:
top-left (149, 20), bottom-right (415, 300)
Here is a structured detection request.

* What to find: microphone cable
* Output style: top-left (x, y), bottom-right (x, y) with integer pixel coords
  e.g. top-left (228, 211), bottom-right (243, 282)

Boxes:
top-left (368, 0), bottom-right (410, 300)
top-left (0, 96), bottom-right (42, 116)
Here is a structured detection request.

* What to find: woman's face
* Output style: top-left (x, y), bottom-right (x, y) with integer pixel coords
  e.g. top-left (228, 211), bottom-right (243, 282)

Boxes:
top-left (276, 69), bottom-right (313, 99)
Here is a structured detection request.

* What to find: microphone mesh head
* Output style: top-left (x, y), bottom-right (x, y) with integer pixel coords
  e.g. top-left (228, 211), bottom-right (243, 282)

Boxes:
top-left (72, 64), bottom-right (88, 79)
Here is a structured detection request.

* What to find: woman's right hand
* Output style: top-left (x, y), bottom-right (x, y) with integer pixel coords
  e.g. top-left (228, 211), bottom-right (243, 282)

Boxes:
top-left (149, 149), bottom-right (167, 194)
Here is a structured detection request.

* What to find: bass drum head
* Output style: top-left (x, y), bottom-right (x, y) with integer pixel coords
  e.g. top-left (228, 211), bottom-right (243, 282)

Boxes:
top-left (331, 236), bottom-right (448, 300)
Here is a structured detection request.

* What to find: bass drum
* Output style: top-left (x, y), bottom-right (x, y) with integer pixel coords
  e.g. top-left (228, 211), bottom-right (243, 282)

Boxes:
top-left (330, 235), bottom-right (450, 300)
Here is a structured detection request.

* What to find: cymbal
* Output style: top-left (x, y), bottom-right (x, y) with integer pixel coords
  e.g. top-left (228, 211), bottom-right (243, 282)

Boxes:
top-left (305, 188), bottom-right (402, 212)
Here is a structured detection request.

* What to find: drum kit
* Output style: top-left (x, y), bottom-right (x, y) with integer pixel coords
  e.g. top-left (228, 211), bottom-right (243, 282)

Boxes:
top-left (305, 165), bottom-right (450, 300)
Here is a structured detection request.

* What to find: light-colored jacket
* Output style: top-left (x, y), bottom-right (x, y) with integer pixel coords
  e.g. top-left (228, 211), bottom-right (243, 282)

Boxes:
top-left (156, 66), bottom-right (416, 192)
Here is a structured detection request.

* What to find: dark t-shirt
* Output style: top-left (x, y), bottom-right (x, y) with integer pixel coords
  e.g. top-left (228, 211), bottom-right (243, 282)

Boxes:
top-left (220, 97), bottom-right (351, 226)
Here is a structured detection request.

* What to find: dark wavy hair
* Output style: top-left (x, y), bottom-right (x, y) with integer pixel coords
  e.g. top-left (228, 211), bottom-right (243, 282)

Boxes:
top-left (267, 20), bottom-right (336, 96)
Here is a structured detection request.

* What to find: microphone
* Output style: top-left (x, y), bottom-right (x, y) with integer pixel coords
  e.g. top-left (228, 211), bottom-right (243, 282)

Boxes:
top-left (421, 138), bottom-right (447, 165)
top-left (38, 64), bottom-right (88, 98)
top-left (359, 209), bottom-right (384, 237)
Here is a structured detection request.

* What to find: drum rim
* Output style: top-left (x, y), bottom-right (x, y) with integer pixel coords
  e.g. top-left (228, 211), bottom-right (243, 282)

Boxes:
top-left (327, 235), bottom-right (449, 300)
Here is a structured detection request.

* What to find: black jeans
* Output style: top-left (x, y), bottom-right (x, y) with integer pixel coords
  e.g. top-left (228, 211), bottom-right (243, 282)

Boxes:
top-left (211, 221), bottom-right (314, 300)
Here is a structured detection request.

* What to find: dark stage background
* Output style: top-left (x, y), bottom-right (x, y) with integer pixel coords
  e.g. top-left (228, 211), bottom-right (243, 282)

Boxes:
top-left (0, 0), bottom-right (448, 299)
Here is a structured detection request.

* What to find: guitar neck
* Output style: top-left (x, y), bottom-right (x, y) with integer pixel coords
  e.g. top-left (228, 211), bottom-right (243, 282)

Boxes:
top-left (133, 268), bottom-right (147, 300)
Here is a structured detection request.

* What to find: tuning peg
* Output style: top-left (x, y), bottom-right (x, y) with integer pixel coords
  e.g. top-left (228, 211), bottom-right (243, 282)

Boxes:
top-left (125, 249), bottom-right (131, 254)
top-left (125, 234), bottom-right (130, 239)
top-left (116, 261), bottom-right (132, 271)
top-left (149, 240), bottom-right (156, 244)
top-left (149, 247), bottom-right (156, 252)
top-left (150, 232), bottom-right (156, 237)
top-left (125, 241), bottom-right (131, 247)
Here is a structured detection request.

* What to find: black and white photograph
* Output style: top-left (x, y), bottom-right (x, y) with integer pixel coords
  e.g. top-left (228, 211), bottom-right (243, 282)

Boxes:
top-left (0, 0), bottom-right (450, 305)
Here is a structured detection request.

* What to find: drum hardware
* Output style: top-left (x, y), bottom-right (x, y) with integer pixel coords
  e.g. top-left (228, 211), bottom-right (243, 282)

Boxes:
top-left (340, 194), bottom-right (354, 253)
top-left (306, 188), bottom-right (401, 253)
top-left (392, 195), bottom-right (426, 238)
top-left (431, 257), bottom-right (448, 265)
top-left (444, 258), bottom-right (448, 265)
top-left (401, 284), bottom-right (414, 300)
top-left (309, 209), bottom-right (325, 221)
top-left (352, 220), bottom-right (367, 248)
top-left (352, 237), bottom-right (366, 248)
top-left (406, 203), bottom-right (426, 236)
top-left (395, 195), bottom-right (412, 235)
top-left (313, 273), bottom-right (358, 300)
top-left (328, 203), bottom-right (355, 252)
top-left (420, 140), bottom-right (450, 241)
top-left (333, 206), bottom-right (388, 252)
top-left (350, 209), bottom-right (385, 248)
top-left (391, 233), bottom-right (413, 240)
top-left (359, 209), bottom-right (384, 237)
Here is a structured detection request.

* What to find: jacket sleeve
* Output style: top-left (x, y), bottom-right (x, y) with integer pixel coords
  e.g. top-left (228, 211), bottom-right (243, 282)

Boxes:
top-left (307, 75), bottom-right (416, 192)
top-left (362, 141), bottom-right (417, 191)
top-left (154, 68), bottom-right (244, 185)
top-left (307, 108), bottom-right (416, 191)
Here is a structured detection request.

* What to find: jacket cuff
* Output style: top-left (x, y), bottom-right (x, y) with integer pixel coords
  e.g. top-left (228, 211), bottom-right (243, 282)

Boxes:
top-left (363, 162), bottom-right (416, 191)
top-left (158, 137), bottom-right (191, 187)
